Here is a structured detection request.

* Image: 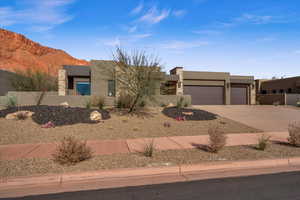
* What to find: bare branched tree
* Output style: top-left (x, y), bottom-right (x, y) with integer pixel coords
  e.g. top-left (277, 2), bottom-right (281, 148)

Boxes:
top-left (112, 48), bottom-right (163, 113)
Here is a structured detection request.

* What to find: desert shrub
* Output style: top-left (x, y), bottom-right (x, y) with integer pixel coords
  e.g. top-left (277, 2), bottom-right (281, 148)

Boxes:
top-left (117, 94), bottom-right (133, 109)
top-left (257, 134), bottom-right (271, 151)
top-left (176, 97), bottom-right (185, 109)
top-left (208, 125), bottom-right (227, 153)
top-left (16, 112), bottom-right (28, 120)
top-left (85, 99), bottom-right (92, 109)
top-left (92, 96), bottom-right (105, 109)
top-left (139, 100), bottom-right (146, 108)
top-left (53, 136), bottom-right (92, 165)
top-left (288, 122), bottom-right (300, 147)
top-left (163, 122), bottom-right (171, 128)
top-left (142, 140), bottom-right (155, 157)
top-left (5, 95), bottom-right (17, 108)
top-left (10, 68), bottom-right (58, 91)
top-left (160, 102), bottom-right (166, 107)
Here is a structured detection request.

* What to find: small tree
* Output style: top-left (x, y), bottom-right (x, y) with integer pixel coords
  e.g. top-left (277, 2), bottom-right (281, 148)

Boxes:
top-left (112, 48), bottom-right (163, 113)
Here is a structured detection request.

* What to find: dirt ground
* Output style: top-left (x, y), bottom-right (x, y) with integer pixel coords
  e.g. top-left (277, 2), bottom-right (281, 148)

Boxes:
top-left (0, 107), bottom-right (260, 145)
top-left (1, 143), bottom-right (298, 178)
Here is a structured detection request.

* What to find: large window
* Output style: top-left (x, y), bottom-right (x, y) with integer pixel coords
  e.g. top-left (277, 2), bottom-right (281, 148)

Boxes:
top-left (76, 82), bottom-right (91, 96)
top-left (108, 80), bottom-right (115, 97)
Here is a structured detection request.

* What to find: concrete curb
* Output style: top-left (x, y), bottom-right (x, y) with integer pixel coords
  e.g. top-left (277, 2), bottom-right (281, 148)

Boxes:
top-left (2, 157), bottom-right (300, 198)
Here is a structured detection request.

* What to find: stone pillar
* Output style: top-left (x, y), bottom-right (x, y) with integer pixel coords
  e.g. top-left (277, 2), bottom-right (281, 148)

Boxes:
top-left (250, 82), bottom-right (256, 105)
top-left (224, 78), bottom-right (230, 105)
top-left (58, 69), bottom-right (67, 96)
top-left (170, 67), bottom-right (183, 95)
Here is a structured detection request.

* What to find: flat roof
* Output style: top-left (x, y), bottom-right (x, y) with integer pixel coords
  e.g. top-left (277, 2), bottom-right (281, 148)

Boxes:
top-left (63, 65), bottom-right (90, 76)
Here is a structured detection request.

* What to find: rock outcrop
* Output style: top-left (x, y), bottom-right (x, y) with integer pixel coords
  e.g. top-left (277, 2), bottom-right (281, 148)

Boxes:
top-left (0, 28), bottom-right (89, 75)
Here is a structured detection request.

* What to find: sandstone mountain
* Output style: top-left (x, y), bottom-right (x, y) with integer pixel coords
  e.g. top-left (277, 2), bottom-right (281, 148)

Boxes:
top-left (0, 28), bottom-right (89, 75)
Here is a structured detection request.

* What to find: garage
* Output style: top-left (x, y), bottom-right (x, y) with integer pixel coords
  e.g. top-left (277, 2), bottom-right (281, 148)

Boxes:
top-left (184, 86), bottom-right (224, 105)
top-left (231, 86), bottom-right (247, 105)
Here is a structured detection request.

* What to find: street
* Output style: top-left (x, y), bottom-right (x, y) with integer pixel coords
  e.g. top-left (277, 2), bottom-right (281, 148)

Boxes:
top-left (5, 171), bottom-right (300, 200)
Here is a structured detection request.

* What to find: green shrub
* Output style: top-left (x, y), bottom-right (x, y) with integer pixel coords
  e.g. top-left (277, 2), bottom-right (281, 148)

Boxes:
top-left (92, 96), bottom-right (105, 109)
top-left (176, 96), bottom-right (185, 109)
top-left (257, 134), bottom-right (271, 151)
top-left (5, 95), bottom-right (17, 108)
top-left (52, 136), bottom-right (92, 166)
top-left (85, 99), bottom-right (92, 109)
top-left (139, 100), bottom-right (146, 108)
top-left (288, 122), bottom-right (300, 147)
top-left (142, 140), bottom-right (155, 157)
top-left (208, 125), bottom-right (227, 153)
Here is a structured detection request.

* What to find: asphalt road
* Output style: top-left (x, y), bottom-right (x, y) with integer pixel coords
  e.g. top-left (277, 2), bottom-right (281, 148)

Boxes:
top-left (5, 171), bottom-right (300, 200)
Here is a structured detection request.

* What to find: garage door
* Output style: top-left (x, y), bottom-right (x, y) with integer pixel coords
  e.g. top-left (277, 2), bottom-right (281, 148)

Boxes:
top-left (231, 87), bottom-right (247, 105)
top-left (184, 86), bottom-right (224, 105)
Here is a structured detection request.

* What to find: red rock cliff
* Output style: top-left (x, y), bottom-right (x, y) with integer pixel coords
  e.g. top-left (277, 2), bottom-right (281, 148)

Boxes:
top-left (0, 28), bottom-right (89, 75)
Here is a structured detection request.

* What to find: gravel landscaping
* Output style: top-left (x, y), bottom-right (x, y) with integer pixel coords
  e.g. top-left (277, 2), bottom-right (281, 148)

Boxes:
top-left (1, 143), bottom-right (299, 178)
top-left (0, 105), bottom-right (110, 126)
top-left (0, 108), bottom-right (260, 145)
top-left (162, 107), bottom-right (217, 121)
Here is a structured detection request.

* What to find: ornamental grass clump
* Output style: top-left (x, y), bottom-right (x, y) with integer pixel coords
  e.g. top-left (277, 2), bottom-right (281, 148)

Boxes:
top-left (142, 140), bottom-right (155, 157)
top-left (257, 134), bottom-right (271, 151)
top-left (208, 125), bottom-right (227, 153)
top-left (53, 136), bottom-right (92, 166)
top-left (288, 122), bottom-right (300, 147)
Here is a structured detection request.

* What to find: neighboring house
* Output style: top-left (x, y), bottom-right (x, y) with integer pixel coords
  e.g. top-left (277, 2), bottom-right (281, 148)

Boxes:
top-left (0, 70), bottom-right (16, 96)
top-left (257, 77), bottom-right (300, 94)
top-left (58, 60), bottom-right (256, 105)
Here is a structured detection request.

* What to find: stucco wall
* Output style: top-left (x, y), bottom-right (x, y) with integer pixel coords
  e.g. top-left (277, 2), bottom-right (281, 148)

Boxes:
top-left (147, 95), bottom-right (191, 106)
top-left (0, 70), bottom-right (16, 96)
top-left (257, 94), bottom-right (286, 105)
top-left (286, 94), bottom-right (300, 106)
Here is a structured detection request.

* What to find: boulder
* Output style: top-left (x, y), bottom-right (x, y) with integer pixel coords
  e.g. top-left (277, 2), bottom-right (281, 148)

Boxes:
top-left (5, 111), bottom-right (34, 120)
top-left (166, 103), bottom-right (175, 108)
top-left (90, 111), bottom-right (102, 121)
top-left (60, 102), bottom-right (69, 108)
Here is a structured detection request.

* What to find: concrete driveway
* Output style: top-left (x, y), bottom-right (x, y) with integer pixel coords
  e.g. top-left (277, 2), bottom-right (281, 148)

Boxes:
top-left (198, 105), bottom-right (300, 132)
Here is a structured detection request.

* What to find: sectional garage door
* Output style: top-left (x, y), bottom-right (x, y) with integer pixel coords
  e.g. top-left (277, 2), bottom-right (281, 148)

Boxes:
top-left (184, 86), bottom-right (224, 105)
top-left (230, 87), bottom-right (247, 105)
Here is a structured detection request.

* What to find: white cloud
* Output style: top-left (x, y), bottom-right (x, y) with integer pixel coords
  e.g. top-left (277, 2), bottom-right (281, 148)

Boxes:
top-left (0, 0), bottom-right (74, 31)
top-left (138, 6), bottom-right (170, 24)
top-left (132, 33), bottom-right (152, 39)
top-left (160, 40), bottom-right (209, 50)
top-left (172, 10), bottom-right (187, 18)
top-left (103, 37), bottom-right (121, 47)
top-left (131, 2), bottom-right (144, 15)
top-left (128, 25), bottom-right (137, 33)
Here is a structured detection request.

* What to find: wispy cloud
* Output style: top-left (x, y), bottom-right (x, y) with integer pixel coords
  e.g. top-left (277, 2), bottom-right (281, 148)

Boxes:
top-left (172, 10), bottom-right (187, 18)
top-left (256, 36), bottom-right (276, 42)
top-left (193, 30), bottom-right (221, 35)
top-left (138, 6), bottom-right (170, 24)
top-left (294, 50), bottom-right (300, 54)
top-left (103, 37), bottom-right (121, 47)
top-left (131, 1), bottom-right (144, 15)
top-left (0, 0), bottom-right (74, 31)
top-left (217, 13), bottom-right (292, 28)
top-left (160, 40), bottom-right (209, 50)
top-left (101, 33), bottom-right (152, 47)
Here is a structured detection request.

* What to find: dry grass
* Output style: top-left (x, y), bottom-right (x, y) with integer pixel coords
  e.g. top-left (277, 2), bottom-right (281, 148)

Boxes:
top-left (0, 108), bottom-right (260, 145)
top-left (1, 143), bottom-right (300, 178)
top-left (288, 122), bottom-right (300, 147)
top-left (52, 136), bottom-right (92, 166)
top-left (207, 125), bottom-right (227, 153)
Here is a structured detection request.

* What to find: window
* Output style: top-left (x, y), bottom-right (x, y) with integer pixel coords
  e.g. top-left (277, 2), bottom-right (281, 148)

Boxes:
top-left (108, 80), bottom-right (115, 97)
top-left (288, 88), bottom-right (292, 93)
top-left (279, 89), bottom-right (284, 93)
top-left (261, 90), bottom-right (267, 94)
top-left (76, 82), bottom-right (91, 96)
top-left (272, 90), bottom-right (277, 94)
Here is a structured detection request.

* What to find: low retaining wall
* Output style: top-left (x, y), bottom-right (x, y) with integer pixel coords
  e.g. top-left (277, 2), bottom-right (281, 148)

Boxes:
top-left (257, 94), bottom-right (286, 105)
top-left (149, 95), bottom-right (192, 106)
top-left (286, 94), bottom-right (300, 106)
top-left (1, 92), bottom-right (189, 108)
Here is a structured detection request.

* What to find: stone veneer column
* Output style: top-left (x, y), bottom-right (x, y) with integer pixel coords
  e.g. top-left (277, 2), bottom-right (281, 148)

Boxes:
top-left (171, 67), bottom-right (184, 95)
top-left (250, 82), bottom-right (256, 105)
top-left (58, 69), bottom-right (67, 96)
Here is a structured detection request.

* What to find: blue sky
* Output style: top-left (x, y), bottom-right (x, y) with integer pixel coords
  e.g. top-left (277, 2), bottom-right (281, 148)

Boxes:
top-left (1, 0), bottom-right (300, 78)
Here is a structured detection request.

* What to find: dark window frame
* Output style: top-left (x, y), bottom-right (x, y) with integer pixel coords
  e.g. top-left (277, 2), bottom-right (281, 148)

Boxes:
top-left (108, 80), bottom-right (116, 97)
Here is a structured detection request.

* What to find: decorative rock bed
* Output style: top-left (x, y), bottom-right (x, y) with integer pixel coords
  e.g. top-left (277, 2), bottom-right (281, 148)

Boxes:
top-left (162, 107), bottom-right (217, 121)
top-left (0, 105), bottom-right (110, 126)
